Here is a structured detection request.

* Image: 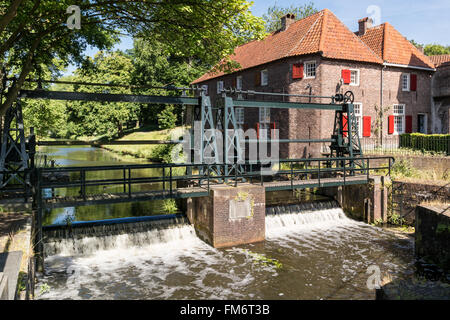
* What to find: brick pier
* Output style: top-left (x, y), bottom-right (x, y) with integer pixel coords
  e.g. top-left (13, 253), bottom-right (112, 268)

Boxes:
top-left (186, 184), bottom-right (265, 248)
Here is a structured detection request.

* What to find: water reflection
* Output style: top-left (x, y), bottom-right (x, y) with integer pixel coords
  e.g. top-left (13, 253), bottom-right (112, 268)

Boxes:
top-left (39, 146), bottom-right (179, 226)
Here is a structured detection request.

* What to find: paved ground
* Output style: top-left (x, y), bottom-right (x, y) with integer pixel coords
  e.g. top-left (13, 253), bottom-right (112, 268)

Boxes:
top-left (0, 212), bottom-right (31, 253)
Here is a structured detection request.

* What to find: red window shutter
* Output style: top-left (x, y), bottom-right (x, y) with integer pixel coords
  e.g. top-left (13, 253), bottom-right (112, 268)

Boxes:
top-left (388, 115), bottom-right (395, 134)
top-left (405, 115), bottom-right (413, 133)
top-left (410, 74), bottom-right (417, 91)
top-left (292, 63), bottom-right (303, 80)
top-left (256, 123), bottom-right (260, 139)
top-left (255, 72), bottom-right (261, 86)
top-left (342, 69), bottom-right (351, 84)
top-left (343, 115), bottom-right (348, 137)
top-left (363, 116), bottom-right (371, 137)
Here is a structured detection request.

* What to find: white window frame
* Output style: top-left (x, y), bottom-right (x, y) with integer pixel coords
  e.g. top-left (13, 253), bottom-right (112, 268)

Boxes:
top-left (259, 107), bottom-right (271, 140)
top-left (236, 76), bottom-right (243, 90)
top-left (350, 69), bottom-right (360, 86)
top-left (353, 103), bottom-right (363, 138)
top-left (304, 61), bottom-right (316, 79)
top-left (261, 70), bottom-right (268, 86)
top-left (235, 107), bottom-right (244, 130)
top-left (401, 73), bottom-right (410, 92)
top-left (393, 104), bottom-right (405, 135)
top-left (202, 85), bottom-right (208, 96)
top-left (217, 81), bottom-right (224, 94)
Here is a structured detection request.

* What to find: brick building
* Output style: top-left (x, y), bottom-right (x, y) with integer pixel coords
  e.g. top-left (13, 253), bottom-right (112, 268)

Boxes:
top-left (192, 9), bottom-right (436, 158)
top-left (429, 55), bottom-right (450, 134)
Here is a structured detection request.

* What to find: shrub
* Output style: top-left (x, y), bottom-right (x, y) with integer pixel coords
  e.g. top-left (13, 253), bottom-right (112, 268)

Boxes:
top-left (400, 133), bottom-right (449, 155)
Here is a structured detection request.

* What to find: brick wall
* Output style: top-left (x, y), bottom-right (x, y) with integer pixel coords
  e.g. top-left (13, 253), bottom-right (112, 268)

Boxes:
top-left (193, 56), bottom-right (434, 159)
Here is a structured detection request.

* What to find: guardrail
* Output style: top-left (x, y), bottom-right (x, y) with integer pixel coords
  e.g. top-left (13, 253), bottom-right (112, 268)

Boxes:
top-left (32, 156), bottom-right (395, 200)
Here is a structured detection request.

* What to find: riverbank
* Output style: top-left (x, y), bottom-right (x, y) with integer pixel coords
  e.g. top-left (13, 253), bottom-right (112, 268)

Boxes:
top-left (99, 127), bottom-right (185, 162)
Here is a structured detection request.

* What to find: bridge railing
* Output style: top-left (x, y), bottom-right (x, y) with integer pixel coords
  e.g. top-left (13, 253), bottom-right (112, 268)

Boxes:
top-left (31, 156), bottom-right (395, 202)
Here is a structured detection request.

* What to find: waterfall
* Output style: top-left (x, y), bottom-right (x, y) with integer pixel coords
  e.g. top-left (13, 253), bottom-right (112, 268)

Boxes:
top-left (43, 215), bottom-right (196, 257)
top-left (265, 201), bottom-right (351, 238)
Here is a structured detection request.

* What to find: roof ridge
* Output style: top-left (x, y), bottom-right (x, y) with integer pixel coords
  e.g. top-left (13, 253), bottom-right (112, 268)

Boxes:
top-left (288, 11), bottom-right (323, 56)
top-left (326, 10), bottom-right (383, 63)
top-left (318, 9), bottom-right (328, 52)
top-left (384, 22), bottom-right (435, 68)
top-left (382, 22), bottom-right (387, 61)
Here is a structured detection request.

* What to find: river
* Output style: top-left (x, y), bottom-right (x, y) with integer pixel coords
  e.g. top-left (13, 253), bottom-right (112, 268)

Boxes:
top-left (36, 146), bottom-right (416, 300)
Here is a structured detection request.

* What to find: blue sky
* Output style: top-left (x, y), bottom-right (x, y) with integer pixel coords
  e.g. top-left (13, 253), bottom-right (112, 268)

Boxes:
top-left (65, 0), bottom-right (450, 75)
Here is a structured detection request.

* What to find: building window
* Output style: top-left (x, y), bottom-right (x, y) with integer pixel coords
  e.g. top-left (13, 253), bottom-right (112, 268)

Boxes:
top-left (236, 76), bottom-right (243, 90)
top-left (401, 74), bottom-right (410, 92)
top-left (261, 70), bottom-right (268, 86)
top-left (259, 107), bottom-right (270, 140)
top-left (201, 85), bottom-right (208, 95)
top-left (304, 61), bottom-right (316, 78)
top-left (235, 108), bottom-right (244, 130)
top-left (393, 104), bottom-right (405, 134)
top-left (354, 103), bottom-right (363, 137)
top-left (350, 69), bottom-right (360, 86)
top-left (217, 81), bottom-right (224, 94)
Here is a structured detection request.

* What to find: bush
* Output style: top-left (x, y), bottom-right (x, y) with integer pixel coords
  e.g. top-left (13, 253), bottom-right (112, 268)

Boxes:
top-left (400, 133), bottom-right (449, 155)
top-left (157, 105), bottom-right (177, 130)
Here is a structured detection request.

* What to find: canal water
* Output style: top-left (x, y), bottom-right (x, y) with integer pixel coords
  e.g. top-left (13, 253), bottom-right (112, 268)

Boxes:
top-left (37, 146), bottom-right (416, 300)
top-left (39, 146), bottom-right (177, 226)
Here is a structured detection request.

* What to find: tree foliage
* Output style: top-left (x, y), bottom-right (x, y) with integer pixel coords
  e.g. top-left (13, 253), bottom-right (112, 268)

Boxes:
top-left (0, 0), bottom-right (266, 116)
top-left (262, 2), bottom-right (317, 33)
top-left (409, 40), bottom-right (450, 56)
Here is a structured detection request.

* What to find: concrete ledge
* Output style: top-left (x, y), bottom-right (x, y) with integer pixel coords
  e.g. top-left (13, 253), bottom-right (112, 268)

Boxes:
top-left (0, 272), bottom-right (8, 300)
top-left (0, 251), bottom-right (23, 300)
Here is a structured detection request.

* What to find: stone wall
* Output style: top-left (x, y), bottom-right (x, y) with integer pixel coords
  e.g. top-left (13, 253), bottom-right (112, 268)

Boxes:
top-left (391, 181), bottom-right (449, 224)
top-left (415, 205), bottom-right (450, 279)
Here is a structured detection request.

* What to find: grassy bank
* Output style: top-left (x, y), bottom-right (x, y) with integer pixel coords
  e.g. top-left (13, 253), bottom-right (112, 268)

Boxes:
top-left (97, 126), bottom-right (186, 162)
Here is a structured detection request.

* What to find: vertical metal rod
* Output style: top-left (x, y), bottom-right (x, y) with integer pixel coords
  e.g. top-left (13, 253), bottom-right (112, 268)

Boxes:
top-left (343, 161), bottom-right (346, 185)
top-left (162, 167), bottom-right (165, 191)
top-left (128, 168), bottom-right (131, 198)
top-left (170, 166), bottom-right (173, 196)
top-left (388, 158), bottom-right (391, 176)
top-left (234, 164), bottom-right (237, 187)
top-left (318, 160), bottom-right (321, 186)
top-left (123, 168), bottom-right (126, 193)
top-left (367, 158), bottom-right (370, 180)
top-left (290, 162), bottom-right (293, 190)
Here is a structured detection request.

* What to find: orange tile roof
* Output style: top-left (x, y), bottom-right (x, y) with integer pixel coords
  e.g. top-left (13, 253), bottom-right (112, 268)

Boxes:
top-left (359, 23), bottom-right (435, 69)
top-left (192, 9), bottom-right (382, 84)
top-left (429, 54), bottom-right (450, 67)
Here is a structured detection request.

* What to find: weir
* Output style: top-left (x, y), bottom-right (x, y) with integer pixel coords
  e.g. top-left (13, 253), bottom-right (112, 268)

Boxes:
top-left (43, 200), bottom-right (350, 257)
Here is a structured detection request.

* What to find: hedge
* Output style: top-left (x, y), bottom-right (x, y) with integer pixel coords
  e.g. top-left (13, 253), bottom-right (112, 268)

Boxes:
top-left (400, 133), bottom-right (450, 155)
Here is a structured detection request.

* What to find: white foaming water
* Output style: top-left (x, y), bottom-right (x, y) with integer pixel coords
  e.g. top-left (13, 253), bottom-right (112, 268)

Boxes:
top-left (265, 202), bottom-right (352, 238)
top-left (45, 223), bottom-right (198, 257)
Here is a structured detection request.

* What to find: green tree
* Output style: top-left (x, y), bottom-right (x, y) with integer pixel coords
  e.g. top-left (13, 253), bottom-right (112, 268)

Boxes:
top-left (409, 40), bottom-right (450, 56)
top-left (0, 0), bottom-right (266, 116)
top-left (66, 51), bottom-right (139, 138)
top-left (157, 105), bottom-right (177, 130)
top-left (423, 44), bottom-right (450, 56)
top-left (130, 38), bottom-right (209, 126)
top-left (262, 2), bottom-right (318, 33)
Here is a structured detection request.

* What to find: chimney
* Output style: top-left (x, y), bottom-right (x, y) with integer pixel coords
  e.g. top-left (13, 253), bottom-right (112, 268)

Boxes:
top-left (281, 14), bottom-right (296, 31)
top-left (358, 17), bottom-right (373, 36)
